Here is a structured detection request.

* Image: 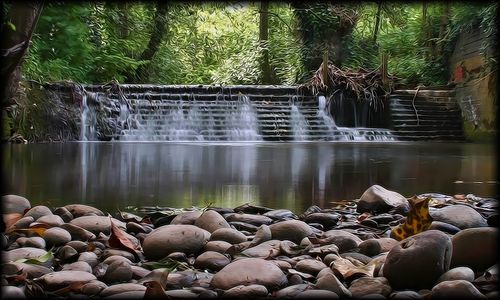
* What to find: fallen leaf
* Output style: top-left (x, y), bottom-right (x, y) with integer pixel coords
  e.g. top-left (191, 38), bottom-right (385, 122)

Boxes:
top-left (390, 196), bottom-right (432, 241)
top-left (15, 249), bottom-right (54, 265)
top-left (108, 216), bottom-right (143, 260)
top-left (143, 280), bottom-right (168, 299)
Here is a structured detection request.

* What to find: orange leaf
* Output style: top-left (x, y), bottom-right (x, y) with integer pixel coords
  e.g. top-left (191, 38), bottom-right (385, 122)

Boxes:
top-left (108, 216), bottom-right (142, 260)
top-left (13, 227), bottom-right (48, 237)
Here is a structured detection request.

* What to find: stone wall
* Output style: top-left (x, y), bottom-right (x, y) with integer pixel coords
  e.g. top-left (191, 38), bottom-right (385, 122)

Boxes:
top-left (449, 26), bottom-right (497, 142)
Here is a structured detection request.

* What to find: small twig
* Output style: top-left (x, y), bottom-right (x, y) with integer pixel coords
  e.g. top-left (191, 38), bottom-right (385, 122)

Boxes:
top-left (412, 85), bottom-right (422, 125)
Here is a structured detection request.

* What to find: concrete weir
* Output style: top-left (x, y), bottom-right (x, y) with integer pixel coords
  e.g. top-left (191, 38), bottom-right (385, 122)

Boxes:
top-left (77, 84), bottom-right (397, 142)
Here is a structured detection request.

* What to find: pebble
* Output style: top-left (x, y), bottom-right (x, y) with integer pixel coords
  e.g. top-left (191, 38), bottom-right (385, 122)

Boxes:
top-left (1, 192), bottom-right (496, 299)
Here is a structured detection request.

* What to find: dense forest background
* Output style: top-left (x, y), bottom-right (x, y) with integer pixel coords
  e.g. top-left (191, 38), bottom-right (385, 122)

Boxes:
top-left (6, 2), bottom-right (499, 86)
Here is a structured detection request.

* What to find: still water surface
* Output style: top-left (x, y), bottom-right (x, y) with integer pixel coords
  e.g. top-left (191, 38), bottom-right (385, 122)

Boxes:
top-left (3, 142), bottom-right (497, 213)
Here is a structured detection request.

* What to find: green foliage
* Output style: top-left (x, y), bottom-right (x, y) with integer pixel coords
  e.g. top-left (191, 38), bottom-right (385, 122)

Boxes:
top-left (21, 2), bottom-right (496, 86)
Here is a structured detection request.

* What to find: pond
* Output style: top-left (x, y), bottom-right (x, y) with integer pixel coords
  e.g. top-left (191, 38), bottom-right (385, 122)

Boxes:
top-left (2, 141), bottom-right (497, 214)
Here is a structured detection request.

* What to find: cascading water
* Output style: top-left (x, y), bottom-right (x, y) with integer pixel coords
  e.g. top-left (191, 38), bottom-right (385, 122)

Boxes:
top-left (80, 92), bottom-right (97, 141)
top-left (290, 96), bottom-right (309, 141)
top-left (317, 95), bottom-right (337, 138)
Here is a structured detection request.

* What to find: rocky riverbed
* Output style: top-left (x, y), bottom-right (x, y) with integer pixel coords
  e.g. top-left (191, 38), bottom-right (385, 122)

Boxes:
top-left (1, 185), bottom-right (498, 299)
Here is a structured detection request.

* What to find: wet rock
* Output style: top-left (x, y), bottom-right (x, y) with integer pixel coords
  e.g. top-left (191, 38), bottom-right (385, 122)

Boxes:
top-left (53, 206), bottom-right (74, 222)
top-left (211, 258), bottom-right (287, 290)
top-left (204, 240), bottom-right (232, 253)
top-left (295, 259), bottom-right (328, 276)
top-left (431, 279), bottom-right (486, 299)
top-left (210, 228), bottom-right (247, 244)
top-left (2, 194), bottom-right (31, 214)
top-left (436, 266), bottom-right (475, 283)
top-left (222, 284), bottom-right (268, 298)
top-left (102, 249), bottom-right (136, 262)
top-left (263, 209), bottom-right (297, 221)
top-left (430, 204), bottom-right (488, 229)
top-left (304, 212), bottom-right (341, 229)
top-left (194, 210), bottom-right (231, 233)
top-left (269, 220), bottom-right (314, 244)
top-left (69, 216), bottom-right (125, 235)
top-left (131, 265), bottom-right (151, 279)
top-left (64, 204), bottom-right (104, 217)
top-left (43, 227), bottom-right (71, 247)
top-left (240, 240), bottom-right (281, 258)
top-left (78, 251), bottom-right (99, 267)
top-left (126, 222), bottom-right (147, 234)
top-left (66, 240), bottom-right (89, 253)
top-left (228, 221), bottom-right (258, 232)
top-left (170, 210), bottom-right (203, 225)
top-left (57, 245), bottom-right (79, 262)
top-left (194, 251), bottom-right (231, 271)
top-left (102, 290), bottom-right (145, 299)
top-left (389, 290), bottom-right (423, 299)
top-left (428, 221), bottom-right (461, 234)
top-left (356, 185), bottom-right (409, 214)
top-left (4, 247), bottom-right (48, 262)
top-left (318, 229), bottom-right (363, 253)
top-left (250, 224), bottom-right (272, 245)
top-left (60, 223), bottom-right (96, 241)
top-left (103, 260), bottom-right (133, 284)
top-left (24, 205), bottom-right (53, 220)
top-left (341, 252), bottom-right (373, 264)
top-left (273, 283), bottom-right (311, 298)
top-left (349, 277), bottom-right (392, 298)
top-left (38, 270), bottom-right (97, 289)
top-left (9, 216), bottom-right (35, 230)
top-left (23, 236), bottom-right (46, 249)
top-left (315, 272), bottom-right (352, 298)
top-left (61, 261), bottom-right (93, 273)
top-left (295, 289), bottom-right (340, 299)
top-left (451, 227), bottom-right (497, 271)
top-left (2, 261), bottom-right (52, 278)
top-left (80, 280), bottom-right (108, 296)
top-left (1, 286), bottom-right (25, 299)
top-left (143, 224), bottom-right (210, 260)
top-left (226, 213), bottom-right (273, 226)
top-left (383, 230), bottom-right (452, 290)
top-left (36, 214), bottom-right (65, 226)
top-left (359, 239), bottom-right (382, 257)
top-left (99, 283), bottom-right (146, 297)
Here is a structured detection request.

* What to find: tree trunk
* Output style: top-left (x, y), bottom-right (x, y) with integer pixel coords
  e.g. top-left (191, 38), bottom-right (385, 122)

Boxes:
top-left (436, 2), bottom-right (450, 58)
top-left (126, 2), bottom-right (168, 83)
top-left (373, 1), bottom-right (382, 43)
top-left (259, 1), bottom-right (271, 84)
top-left (0, 1), bottom-right (44, 107)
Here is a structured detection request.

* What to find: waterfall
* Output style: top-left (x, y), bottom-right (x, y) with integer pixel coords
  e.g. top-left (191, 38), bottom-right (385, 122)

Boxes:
top-left (80, 92), bottom-right (97, 141)
top-left (290, 96), bottom-right (309, 141)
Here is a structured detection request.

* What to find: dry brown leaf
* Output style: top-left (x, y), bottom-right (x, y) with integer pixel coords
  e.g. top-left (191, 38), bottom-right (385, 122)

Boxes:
top-left (108, 216), bottom-right (142, 260)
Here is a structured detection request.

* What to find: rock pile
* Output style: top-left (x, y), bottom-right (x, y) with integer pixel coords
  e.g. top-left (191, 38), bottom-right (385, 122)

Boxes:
top-left (1, 186), bottom-right (497, 299)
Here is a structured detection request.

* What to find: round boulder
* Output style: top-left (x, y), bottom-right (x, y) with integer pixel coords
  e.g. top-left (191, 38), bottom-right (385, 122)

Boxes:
top-left (451, 227), bottom-right (497, 271)
top-left (143, 224), bottom-right (210, 260)
top-left (210, 228), bottom-right (247, 244)
top-left (2, 194), bottom-right (31, 214)
top-left (194, 251), bottom-right (231, 271)
top-left (211, 258), bottom-right (287, 291)
top-left (38, 271), bottom-right (97, 290)
top-left (319, 230), bottom-right (363, 253)
top-left (194, 210), bottom-right (231, 233)
top-left (431, 280), bottom-right (486, 299)
top-left (170, 211), bottom-right (202, 225)
top-left (63, 204), bottom-right (104, 217)
top-left (69, 216), bottom-right (124, 235)
top-left (43, 227), bottom-right (72, 247)
top-left (24, 205), bottom-right (53, 220)
top-left (383, 230), bottom-right (452, 290)
top-left (269, 220), bottom-right (313, 244)
top-left (430, 205), bottom-right (488, 229)
top-left (356, 185), bottom-right (409, 214)
top-left (436, 267), bottom-right (475, 283)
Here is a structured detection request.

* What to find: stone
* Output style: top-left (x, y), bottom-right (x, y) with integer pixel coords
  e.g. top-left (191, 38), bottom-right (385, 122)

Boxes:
top-left (204, 240), bottom-right (233, 253)
top-left (60, 223), bottom-right (96, 241)
top-left (451, 227), bottom-right (497, 271)
top-left (142, 224), bottom-right (210, 260)
top-left (194, 251), bottom-right (231, 271)
top-left (43, 227), bottom-right (71, 246)
top-left (428, 221), bottom-right (461, 235)
top-left (437, 266), bottom-right (475, 283)
top-left (210, 228), bottom-right (247, 244)
top-left (211, 258), bottom-right (287, 291)
top-left (383, 230), bottom-right (452, 290)
top-left (102, 249), bottom-right (136, 262)
top-left (24, 205), bottom-right (53, 220)
top-left (295, 289), bottom-right (340, 299)
top-left (194, 210), bottom-right (231, 233)
top-left (430, 204), bottom-right (488, 229)
top-left (356, 185), bottom-right (409, 214)
top-left (103, 260), bottom-right (133, 284)
top-left (263, 209), bottom-right (297, 220)
top-left (273, 284), bottom-right (311, 298)
top-left (9, 216), bottom-right (34, 230)
top-left (349, 277), bottom-right (392, 298)
top-left (303, 212), bottom-right (340, 229)
top-left (431, 280), bottom-right (486, 299)
top-left (57, 245), bottom-right (79, 262)
top-left (23, 236), bottom-right (46, 249)
top-left (240, 240), bottom-right (281, 258)
top-left (170, 211), bottom-right (203, 225)
top-left (226, 213), bottom-right (273, 226)
top-left (69, 216), bottom-right (125, 235)
top-left (66, 240), bottom-right (89, 253)
top-left (36, 214), bottom-right (65, 226)
top-left (38, 270), bottom-right (97, 289)
top-left (78, 251), bottom-right (99, 267)
top-left (222, 284), bottom-right (268, 298)
top-left (99, 283), bottom-right (147, 298)
top-left (63, 204), bottom-right (104, 217)
top-left (2, 262), bottom-right (52, 278)
top-left (102, 290), bottom-right (146, 299)
top-left (340, 252), bottom-right (373, 265)
top-left (318, 230), bottom-right (363, 253)
top-left (2, 194), bottom-right (31, 214)
top-left (295, 259), bottom-right (328, 276)
top-left (251, 224), bottom-right (272, 245)
top-left (61, 261), bottom-right (93, 273)
top-left (315, 273), bottom-right (352, 298)
top-left (102, 255), bottom-right (133, 266)
top-left (389, 290), bottom-right (423, 299)
top-left (53, 207), bottom-right (74, 222)
top-left (1, 286), bottom-right (26, 299)
top-left (4, 247), bottom-right (48, 262)
top-left (79, 280), bottom-right (108, 296)
top-left (269, 220), bottom-right (314, 244)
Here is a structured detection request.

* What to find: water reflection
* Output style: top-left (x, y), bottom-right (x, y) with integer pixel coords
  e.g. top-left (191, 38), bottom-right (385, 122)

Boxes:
top-left (2, 142), bottom-right (497, 213)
